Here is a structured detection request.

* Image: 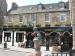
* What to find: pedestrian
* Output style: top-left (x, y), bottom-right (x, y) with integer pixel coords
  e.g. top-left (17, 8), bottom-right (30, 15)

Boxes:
top-left (45, 32), bottom-right (50, 51)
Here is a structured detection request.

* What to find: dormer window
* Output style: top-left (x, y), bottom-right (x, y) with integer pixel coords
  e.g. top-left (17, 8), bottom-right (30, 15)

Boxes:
top-left (37, 3), bottom-right (45, 10)
top-left (59, 1), bottom-right (65, 9)
top-left (29, 7), bottom-right (33, 10)
top-left (49, 5), bottom-right (52, 9)
top-left (38, 4), bottom-right (42, 10)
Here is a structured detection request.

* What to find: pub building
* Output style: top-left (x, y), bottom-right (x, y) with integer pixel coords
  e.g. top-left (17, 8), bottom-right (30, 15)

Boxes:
top-left (2, 1), bottom-right (74, 52)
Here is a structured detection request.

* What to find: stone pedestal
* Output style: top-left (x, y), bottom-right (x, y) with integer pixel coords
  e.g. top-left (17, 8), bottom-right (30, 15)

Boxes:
top-left (33, 37), bottom-right (41, 56)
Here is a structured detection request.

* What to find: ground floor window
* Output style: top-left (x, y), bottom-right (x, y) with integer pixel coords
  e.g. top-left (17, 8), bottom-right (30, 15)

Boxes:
top-left (16, 33), bottom-right (24, 42)
top-left (4, 33), bottom-right (11, 42)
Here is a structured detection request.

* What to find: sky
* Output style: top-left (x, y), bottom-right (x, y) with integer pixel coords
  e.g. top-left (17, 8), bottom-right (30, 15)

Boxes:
top-left (6, 0), bottom-right (68, 10)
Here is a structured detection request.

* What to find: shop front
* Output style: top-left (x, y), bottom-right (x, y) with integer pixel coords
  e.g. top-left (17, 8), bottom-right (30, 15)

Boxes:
top-left (37, 27), bottom-right (73, 52)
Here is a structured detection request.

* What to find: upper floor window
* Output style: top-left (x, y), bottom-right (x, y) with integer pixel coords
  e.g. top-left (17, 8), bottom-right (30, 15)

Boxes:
top-left (45, 13), bottom-right (49, 21)
top-left (37, 3), bottom-right (44, 10)
top-left (60, 14), bottom-right (66, 22)
top-left (49, 5), bottom-right (52, 9)
top-left (4, 16), bottom-right (12, 23)
top-left (38, 5), bottom-right (42, 9)
top-left (59, 2), bottom-right (65, 9)
top-left (19, 15), bottom-right (23, 22)
top-left (31, 14), bottom-right (36, 22)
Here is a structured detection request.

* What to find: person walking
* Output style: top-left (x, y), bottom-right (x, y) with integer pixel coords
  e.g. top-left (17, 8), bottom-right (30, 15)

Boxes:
top-left (45, 32), bottom-right (50, 51)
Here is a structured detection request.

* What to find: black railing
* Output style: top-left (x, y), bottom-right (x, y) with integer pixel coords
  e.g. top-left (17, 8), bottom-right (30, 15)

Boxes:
top-left (51, 52), bottom-right (70, 56)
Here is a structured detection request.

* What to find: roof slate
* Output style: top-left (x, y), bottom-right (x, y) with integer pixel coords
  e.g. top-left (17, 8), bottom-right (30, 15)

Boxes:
top-left (9, 2), bottom-right (69, 14)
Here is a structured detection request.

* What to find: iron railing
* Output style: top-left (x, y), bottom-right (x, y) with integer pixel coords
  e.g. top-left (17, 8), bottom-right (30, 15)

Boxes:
top-left (44, 52), bottom-right (70, 56)
top-left (51, 52), bottom-right (70, 56)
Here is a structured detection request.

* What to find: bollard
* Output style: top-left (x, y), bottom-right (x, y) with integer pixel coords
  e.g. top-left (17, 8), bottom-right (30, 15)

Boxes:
top-left (4, 42), bottom-right (7, 48)
top-left (33, 37), bottom-right (41, 56)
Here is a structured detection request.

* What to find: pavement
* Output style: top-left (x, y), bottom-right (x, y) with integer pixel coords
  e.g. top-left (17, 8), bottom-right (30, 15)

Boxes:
top-left (0, 44), bottom-right (56, 52)
top-left (0, 48), bottom-right (32, 56)
top-left (0, 44), bottom-right (34, 53)
top-left (0, 44), bottom-right (70, 56)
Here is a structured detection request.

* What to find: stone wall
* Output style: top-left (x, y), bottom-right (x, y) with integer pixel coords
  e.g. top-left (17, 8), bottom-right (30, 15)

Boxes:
top-left (4, 11), bottom-right (70, 27)
top-left (69, 0), bottom-right (75, 49)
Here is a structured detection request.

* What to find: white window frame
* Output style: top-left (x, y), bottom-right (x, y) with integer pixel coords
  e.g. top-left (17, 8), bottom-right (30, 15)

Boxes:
top-left (44, 13), bottom-right (50, 22)
top-left (31, 14), bottom-right (36, 22)
top-left (19, 15), bottom-right (24, 26)
top-left (19, 15), bottom-right (23, 23)
top-left (37, 4), bottom-right (42, 10)
top-left (59, 14), bottom-right (66, 22)
top-left (49, 5), bottom-right (52, 9)
top-left (59, 3), bottom-right (64, 9)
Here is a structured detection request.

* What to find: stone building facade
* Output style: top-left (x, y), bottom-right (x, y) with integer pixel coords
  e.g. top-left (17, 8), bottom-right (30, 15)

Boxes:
top-left (4, 2), bottom-right (70, 27)
top-left (3, 1), bottom-right (71, 47)
top-left (2, 1), bottom-right (73, 48)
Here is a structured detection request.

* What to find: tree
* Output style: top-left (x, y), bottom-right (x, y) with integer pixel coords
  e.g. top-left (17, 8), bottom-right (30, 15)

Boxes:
top-left (0, 0), bottom-right (7, 28)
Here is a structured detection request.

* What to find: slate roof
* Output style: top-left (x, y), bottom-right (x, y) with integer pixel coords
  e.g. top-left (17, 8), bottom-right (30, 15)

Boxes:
top-left (8, 2), bottom-right (69, 14)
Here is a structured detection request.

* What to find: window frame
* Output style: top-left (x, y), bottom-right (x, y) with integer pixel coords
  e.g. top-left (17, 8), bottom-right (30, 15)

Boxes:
top-left (44, 13), bottom-right (50, 22)
top-left (4, 33), bottom-right (11, 42)
top-left (31, 13), bottom-right (36, 22)
top-left (19, 15), bottom-right (23, 23)
top-left (59, 14), bottom-right (66, 22)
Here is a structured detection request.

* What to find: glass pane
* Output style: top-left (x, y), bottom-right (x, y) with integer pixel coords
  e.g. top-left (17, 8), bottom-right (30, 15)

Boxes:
top-left (31, 14), bottom-right (36, 21)
top-left (60, 15), bottom-right (65, 22)
top-left (45, 13), bottom-right (49, 21)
